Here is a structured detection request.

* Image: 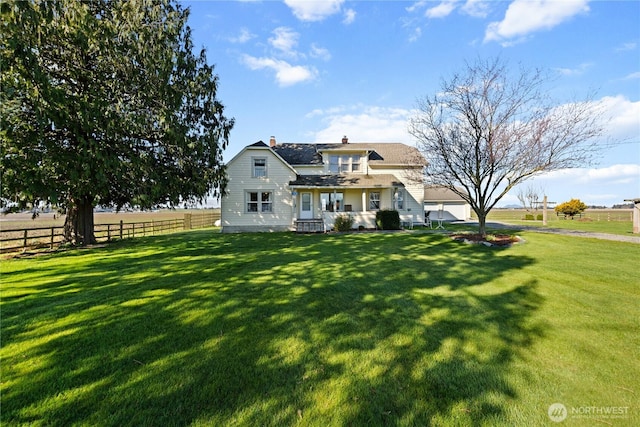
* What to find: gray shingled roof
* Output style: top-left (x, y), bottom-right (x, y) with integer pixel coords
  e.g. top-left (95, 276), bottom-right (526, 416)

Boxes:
top-left (424, 186), bottom-right (468, 201)
top-left (271, 144), bottom-right (322, 165)
top-left (290, 173), bottom-right (404, 188)
top-left (272, 142), bottom-right (424, 166)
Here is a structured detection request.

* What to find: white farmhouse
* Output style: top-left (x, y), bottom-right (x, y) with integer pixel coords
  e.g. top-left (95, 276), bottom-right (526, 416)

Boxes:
top-left (221, 136), bottom-right (427, 233)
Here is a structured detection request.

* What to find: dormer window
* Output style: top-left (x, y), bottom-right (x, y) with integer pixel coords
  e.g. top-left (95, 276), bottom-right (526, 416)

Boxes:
top-left (328, 154), bottom-right (362, 173)
top-left (252, 157), bottom-right (267, 178)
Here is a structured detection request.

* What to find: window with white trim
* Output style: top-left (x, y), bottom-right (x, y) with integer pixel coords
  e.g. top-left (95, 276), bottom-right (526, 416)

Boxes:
top-left (328, 155), bottom-right (362, 173)
top-left (320, 192), bottom-right (344, 212)
top-left (369, 191), bottom-right (380, 210)
top-left (246, 191), bottom-right (273, 213)
top-left (252, 157), bottom-right (267, 178)
top-left (395, 189), bottom-right (404, 210)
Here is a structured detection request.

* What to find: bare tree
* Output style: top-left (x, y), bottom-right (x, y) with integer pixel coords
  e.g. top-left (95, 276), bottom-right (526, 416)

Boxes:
top-left (409, 57), bottom-right (604, 236)
top-left (516, 185), bottom-right (544, 213)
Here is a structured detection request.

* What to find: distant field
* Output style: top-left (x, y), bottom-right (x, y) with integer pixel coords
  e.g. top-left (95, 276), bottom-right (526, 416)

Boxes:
top-left (481, 208), bottom-right (632, 222)
top-left (0, 209), bottom-right (220, 253)
top-left (476, 208), bottom-right (635, 236)
top-left (0, 209), bottom-right (220, 230)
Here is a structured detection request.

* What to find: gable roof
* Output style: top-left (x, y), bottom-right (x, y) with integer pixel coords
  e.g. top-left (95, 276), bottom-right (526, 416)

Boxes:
top-left (226, 140), bottom-right (297, 174)
top-left (272, 142), bottom-right (424, 167)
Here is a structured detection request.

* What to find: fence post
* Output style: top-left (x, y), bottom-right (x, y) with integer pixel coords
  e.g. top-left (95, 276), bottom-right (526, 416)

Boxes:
top-left (107, 224), bottom-right (111, 241)
top-left (184, 213), bottom-right (192, 230)
top-left (23, 229), bottom-right (28, 252)
top-left (120, 220), bottom-right (123, 240)
top-left (51, 227), bottom-right (55, 249)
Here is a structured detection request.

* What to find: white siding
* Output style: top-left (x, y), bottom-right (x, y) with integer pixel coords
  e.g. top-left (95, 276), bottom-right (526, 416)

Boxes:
top-left (221, 147), bottom-right (297, 232)
top-left (368, 165), bottom-right (425, 216)
top-left (424, 202), bottom-right (470, 221)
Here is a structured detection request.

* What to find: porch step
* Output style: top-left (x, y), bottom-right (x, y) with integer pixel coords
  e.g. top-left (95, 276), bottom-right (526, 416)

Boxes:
top-left (295, 219), bottom-right (324, 233)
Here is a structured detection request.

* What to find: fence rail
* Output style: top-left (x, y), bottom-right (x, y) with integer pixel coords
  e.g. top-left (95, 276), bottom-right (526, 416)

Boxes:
top-left (0, 212), bottom-right (220, 254)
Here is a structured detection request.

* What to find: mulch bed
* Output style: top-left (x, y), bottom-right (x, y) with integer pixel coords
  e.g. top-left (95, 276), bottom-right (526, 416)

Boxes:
top-left (451, 233), bottom-right (523, 247)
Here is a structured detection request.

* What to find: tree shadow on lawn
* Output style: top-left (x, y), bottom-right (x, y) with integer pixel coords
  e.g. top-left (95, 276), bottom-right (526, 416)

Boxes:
top-left (1, 231), bottom-right (545, 426)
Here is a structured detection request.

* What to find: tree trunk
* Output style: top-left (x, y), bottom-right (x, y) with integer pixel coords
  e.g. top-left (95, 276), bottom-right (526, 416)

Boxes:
top-left (477, 212), bottom-right (487, 238)
top-left (63, 196), bottom-right (96, 245)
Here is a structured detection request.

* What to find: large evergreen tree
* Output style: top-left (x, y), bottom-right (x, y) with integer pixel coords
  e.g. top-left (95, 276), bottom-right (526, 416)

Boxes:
top-left (1, 0), bottom-right (233, 244)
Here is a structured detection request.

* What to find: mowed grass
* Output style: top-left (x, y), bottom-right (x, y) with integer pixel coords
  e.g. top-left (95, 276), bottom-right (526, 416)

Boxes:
top-left (479, 208), bottom-right (634, 236)
top-left (1, 230), bottom-right (638, 426)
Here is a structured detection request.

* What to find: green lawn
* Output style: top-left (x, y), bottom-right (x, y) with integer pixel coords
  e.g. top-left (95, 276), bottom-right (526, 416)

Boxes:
top-left (478, 208), bottom-right (635, 236)
top-left (2, 229), bottom-right (638, 426)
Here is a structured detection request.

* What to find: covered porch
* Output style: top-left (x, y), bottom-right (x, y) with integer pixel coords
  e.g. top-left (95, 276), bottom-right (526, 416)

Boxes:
top-left (290, 174), bottom-right (423, 231)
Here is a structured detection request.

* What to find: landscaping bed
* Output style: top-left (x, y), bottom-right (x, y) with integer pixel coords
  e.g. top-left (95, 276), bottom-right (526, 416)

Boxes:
top-left (451, 232), bottom-right (523, 246)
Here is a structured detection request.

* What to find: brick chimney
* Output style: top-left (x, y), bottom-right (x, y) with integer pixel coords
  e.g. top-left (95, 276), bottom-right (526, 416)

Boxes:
top-left (341, 135), bottom-right (348, 144)
top-left (269, 136), bottom-right (276, 147)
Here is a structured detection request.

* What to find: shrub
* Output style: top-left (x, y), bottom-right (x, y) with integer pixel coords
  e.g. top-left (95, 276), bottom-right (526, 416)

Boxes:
top-left (555, 198), bottom-right (587, 219)
top-left (333, 214), bottom-right (354, 232)
top-left (524, 214), bottom-right (534, 221)
top-left (536, 214), bottom-right (543, 221)
top-left (376, 209), bottom-right (400, 230)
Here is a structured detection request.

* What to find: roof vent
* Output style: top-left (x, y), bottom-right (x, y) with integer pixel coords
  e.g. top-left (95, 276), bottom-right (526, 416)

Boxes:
top-left (341, 135), bottom-right (348, 144)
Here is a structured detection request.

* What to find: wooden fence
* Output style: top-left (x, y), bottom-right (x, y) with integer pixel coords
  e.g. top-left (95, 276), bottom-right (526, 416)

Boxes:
top-left (0, 211), bottom-right (220, 254)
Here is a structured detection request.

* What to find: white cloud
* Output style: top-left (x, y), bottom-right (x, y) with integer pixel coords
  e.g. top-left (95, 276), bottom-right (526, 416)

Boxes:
top-left (308, 105), bottom-right (414, 143)
top-left (228, 27), bottom-right (255, 44)
top-left (407, 0), bottom-right (490, 19)
top-left (425, 0), bottom-right (457, 19)
top-left (509, 163), bottom-right (640, 206)
top-left (343, 8), bottom-right (356, 24)
top-left (406, 1), bottom-right (428, 14)
top-left (598, 95), bottom-right (640, 142)
top-left (241, 55), bottom-right (317, 86)
top-left (461, 0), bottom-right (490, 18)
top-left (408, 27), bottom-right (422, 43)
top-left (538, 164), bottom-right (640, 188)
top-left (615, 41), bottom-right (637, 52)
top-left (310, 43), bottom-right (331, 61)
top-left (269, 27), bottom-right (300, 58)
top-left (623, 72), bottom-right (640, 80)
top-left (554, 62), bottom-right (592, 76)
top-left (484, 0), bottom-right (590, 45)
top-left (284, 0), bottom-right (344, 22)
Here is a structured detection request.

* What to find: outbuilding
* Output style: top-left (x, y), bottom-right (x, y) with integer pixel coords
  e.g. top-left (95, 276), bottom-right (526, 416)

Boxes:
top-left (424, 186), bottom-right (471, 221)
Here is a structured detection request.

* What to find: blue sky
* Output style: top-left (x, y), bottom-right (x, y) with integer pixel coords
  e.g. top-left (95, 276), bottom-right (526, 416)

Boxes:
top-left (183, 0), bottom-right (639, 207)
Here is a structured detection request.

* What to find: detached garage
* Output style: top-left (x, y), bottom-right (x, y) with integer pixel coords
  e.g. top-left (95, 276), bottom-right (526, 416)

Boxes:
top-left (424, 186), bottom-right (471, 221)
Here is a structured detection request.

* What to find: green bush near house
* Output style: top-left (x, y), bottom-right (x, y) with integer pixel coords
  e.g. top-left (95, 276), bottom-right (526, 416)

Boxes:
top-left (376, 209), bottom-right (400, 230)
top-left (333, 214), bottom-right (354, 231)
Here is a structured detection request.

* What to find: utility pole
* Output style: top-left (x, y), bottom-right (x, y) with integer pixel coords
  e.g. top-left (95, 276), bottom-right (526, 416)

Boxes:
top-left (534, 196), bottom-right (555, 226)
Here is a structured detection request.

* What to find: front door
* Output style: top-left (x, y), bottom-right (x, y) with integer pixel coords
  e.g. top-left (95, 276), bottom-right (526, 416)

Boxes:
top-left (300, 192), bottom-right (313, 219)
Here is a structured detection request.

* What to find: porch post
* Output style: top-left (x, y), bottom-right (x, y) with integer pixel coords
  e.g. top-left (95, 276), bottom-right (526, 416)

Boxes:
top-left (333, 189), bottom-right (337, 211)
top-left (292, 189), bottom-right (298, 220)
top-left (362, 189), bottom-right (367, 212)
